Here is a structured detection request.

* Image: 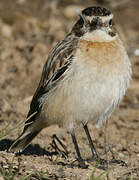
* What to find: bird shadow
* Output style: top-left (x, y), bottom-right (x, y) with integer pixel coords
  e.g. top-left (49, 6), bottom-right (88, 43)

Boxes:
top-left (0, 139), bottom-right (126, 170)
top-left (0, 138), bottom-right (77, 169)
top-left (0, 138), bottom-right (58, 156)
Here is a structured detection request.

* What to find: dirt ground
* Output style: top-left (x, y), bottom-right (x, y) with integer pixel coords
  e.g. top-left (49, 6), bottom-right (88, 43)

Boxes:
top-left (0, 0), bottom-right (139, 179)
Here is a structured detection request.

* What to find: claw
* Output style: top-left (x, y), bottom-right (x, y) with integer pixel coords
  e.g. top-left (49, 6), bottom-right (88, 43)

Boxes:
top-left (109, 158), bottom-right (128, 167)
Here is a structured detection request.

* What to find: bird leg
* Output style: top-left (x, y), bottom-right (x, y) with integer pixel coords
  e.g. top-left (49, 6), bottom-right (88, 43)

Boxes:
top-left (83, 124), bottom-right (107, 165)
top-left (52, 134), bottom-right (69, 156)
top-left (108, 145), bottom-right (127, 167)
top-left (83, 124), bottom-right (127, 168)
top-left (70, 129), bottom-right (88, 169)
top-left (51, 134), bottom-right (68, 159)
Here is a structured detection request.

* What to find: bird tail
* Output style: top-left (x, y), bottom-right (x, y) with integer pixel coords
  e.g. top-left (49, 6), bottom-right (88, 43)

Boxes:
top-left (8, 129), bottom-right (41, 153)
top-left (8, 111), bottom-right (43, 153)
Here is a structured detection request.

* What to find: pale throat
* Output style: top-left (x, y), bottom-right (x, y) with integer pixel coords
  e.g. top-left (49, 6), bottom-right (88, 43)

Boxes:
top-left (81, 29), bottom-right (118, 42)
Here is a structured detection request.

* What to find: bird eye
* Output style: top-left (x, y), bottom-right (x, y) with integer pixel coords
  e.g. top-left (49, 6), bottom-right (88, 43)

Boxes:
top-left (109, 19), bottom-right (113, 27)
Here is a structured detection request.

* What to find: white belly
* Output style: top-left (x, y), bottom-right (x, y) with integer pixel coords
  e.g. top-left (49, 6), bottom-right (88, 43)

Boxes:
top-left (41, 39), bottom-right (132, 130)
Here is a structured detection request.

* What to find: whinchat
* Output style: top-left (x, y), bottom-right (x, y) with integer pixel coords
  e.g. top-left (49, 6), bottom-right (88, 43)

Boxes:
top-left (9, 6), bottom-right (132, 168)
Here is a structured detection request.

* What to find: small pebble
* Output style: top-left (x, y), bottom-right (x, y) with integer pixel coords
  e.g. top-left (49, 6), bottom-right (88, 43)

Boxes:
top-left (134, 49), bottom-right (139, 56)
top-left (118, 152), bottom-right (124, 158)
top-left (1, 24), bottom-right (12, 37)
top-left (17, 0), bottom-right (26, 4)
top-left (63, 5), bottom-right (84, 19)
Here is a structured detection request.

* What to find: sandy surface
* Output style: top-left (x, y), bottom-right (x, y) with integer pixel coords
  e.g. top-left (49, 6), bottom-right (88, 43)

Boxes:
top-left (0, 0), bottom-right (139, 179)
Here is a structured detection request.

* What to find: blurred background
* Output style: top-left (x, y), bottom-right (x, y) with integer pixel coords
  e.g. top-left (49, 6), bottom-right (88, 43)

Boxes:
top-left (0, 0), bottom-right (139, 179)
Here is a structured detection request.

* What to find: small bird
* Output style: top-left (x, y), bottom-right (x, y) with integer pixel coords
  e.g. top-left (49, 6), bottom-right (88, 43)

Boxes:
top-left (9, 6), bottom-right (132, 168)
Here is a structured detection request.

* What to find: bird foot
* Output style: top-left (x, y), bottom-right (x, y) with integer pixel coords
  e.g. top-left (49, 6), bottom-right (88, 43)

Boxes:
top-left (109, 158), bottom-right (127, 167)
top-left (78, 159), bottom-right (89, 169)
top-left (86, 156), bottom-right (127, 170)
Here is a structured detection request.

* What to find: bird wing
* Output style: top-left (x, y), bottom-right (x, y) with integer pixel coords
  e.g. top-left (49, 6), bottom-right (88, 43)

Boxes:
top-left (23, 33), bottom-right (78, 131)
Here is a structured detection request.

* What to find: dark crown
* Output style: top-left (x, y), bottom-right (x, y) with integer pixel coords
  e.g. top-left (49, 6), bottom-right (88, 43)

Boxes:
top-left (82, 7), bottom-right (111, 17)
